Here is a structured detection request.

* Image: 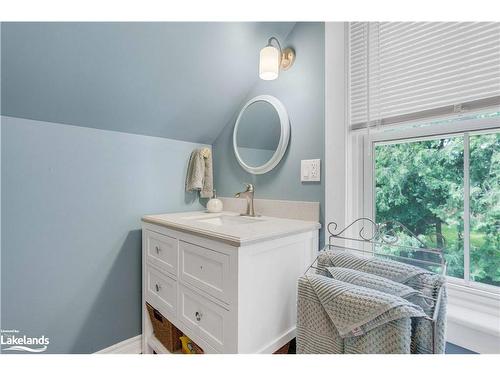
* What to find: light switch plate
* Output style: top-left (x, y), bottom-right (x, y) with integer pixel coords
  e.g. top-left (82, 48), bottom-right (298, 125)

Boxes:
top-left (301, 159), bottom-right (321, 182)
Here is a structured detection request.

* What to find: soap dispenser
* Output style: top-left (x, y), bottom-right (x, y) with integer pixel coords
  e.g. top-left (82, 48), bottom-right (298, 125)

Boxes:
top-left (207, 190), bottom-right (223, 213)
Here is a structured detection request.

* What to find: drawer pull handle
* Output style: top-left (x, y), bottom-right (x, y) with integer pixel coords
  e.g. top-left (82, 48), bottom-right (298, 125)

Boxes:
top-left (195, 312), bottom-right (202, 322)
top-left (155, 246), bottom-right (161, 254)
top-left (155, 283), bottom-right (161, 292)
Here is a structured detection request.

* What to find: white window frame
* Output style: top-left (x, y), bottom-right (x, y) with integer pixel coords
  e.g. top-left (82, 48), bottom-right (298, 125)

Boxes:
top-left (360, 113), bottom-right (500, 293)
top-left (336, 23), bottom-right (500, 352)
top-left (325, 22), bottom-right (348, 236)
top-left (351, 114), bottom-right (500, 353)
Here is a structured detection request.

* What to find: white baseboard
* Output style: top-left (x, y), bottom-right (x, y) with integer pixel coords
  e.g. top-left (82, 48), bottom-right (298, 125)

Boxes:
top-left (95, 335), bottom-right (142, 354)
top-left (257, 327), bottom-right (295, 354)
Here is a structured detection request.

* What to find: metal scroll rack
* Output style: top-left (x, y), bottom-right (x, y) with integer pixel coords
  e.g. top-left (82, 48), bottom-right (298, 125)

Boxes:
top-left (305, 218), bottom-right (447, 354)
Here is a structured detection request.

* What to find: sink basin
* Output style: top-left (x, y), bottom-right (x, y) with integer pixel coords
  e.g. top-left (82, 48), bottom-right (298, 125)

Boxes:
top-left (187, 214), bottom-right (264, 226)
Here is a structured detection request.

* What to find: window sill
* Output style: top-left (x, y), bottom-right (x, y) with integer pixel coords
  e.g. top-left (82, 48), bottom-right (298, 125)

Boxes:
top-left (448, 277), bottom-right (500, 295)
top-left (447, 281), bottom-right (500, 314)
top-left (446, 281), bottom-right (500, 353)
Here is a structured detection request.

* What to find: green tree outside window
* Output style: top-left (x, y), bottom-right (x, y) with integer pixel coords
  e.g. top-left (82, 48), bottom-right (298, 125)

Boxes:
top-left (375, 132), bottom-right (499, 286)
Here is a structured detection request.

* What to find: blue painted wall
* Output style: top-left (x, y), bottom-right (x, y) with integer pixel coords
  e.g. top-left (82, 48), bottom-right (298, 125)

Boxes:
top-left (1, 116), bottom-right (207, 353)
top-left (213, 22), bottom-right (326, 243)
top-left (0, 22), bottom-right (326, 354)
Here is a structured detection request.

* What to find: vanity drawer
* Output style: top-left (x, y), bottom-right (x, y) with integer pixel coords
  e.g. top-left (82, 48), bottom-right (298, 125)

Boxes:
top-left (145, 230), bottom-right (178, 276)
top-left (178, 283), bottom-right (230, 353)
top-left (179, 240), bottom-right (230, 304)
top-left (145, 265), bottom-right (177, 320)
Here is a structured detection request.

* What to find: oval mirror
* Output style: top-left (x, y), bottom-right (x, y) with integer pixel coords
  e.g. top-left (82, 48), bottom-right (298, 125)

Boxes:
top-left (233, 95), bottom-right (290, 175)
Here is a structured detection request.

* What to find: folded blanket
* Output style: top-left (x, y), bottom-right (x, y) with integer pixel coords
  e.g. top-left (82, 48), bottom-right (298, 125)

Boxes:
top-left (316, 251), bottom-right (447, 354)
top-left (318, 251), bottom-right (428, 283)
top-left (412, 286), bottom-right (447, 354)
top-left (326, 267), bottom-right (431, 309)
top-left (317, 252), bottom-right (445, 299)
top-left (307, 274), bottom-right (426, 337)
top-left (297, 274), bottom-right (426, 354)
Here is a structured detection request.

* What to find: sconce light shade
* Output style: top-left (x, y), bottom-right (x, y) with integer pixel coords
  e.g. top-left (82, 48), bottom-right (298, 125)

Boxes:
top-left (259, 45), bottom-right (280, 81)
top-left (259, 37), bottom-right (295, 81)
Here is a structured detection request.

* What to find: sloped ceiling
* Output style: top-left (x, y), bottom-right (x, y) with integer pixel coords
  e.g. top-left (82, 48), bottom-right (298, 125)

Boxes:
top-left (1, 22), bottom-right (295, 143)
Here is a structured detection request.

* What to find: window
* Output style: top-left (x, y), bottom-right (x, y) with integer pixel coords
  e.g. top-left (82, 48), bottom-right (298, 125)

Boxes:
top-left (468, 132), bottom-right (499, 285)
top-left (342, 21), bottom-right (500, 350)
top-left (349, 22), bottom-right (500, 129)
top-left (374, 127), bottom-right (499, 287)
top-left (347, 22), bottom-right (500, 292)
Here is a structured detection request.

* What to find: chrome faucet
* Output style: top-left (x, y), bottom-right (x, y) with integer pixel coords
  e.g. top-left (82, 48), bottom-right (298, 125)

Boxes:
top-left (234, 183), bottom-right (257, 217)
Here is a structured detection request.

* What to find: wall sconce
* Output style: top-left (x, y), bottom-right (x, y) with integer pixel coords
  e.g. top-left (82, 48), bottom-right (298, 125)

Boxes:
top-left (259, 37), bottom-right (295, 81)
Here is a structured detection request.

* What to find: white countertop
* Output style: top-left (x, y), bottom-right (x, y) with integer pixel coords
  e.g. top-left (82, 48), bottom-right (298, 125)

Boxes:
top-left (142, 211), bottom-right (321, 246)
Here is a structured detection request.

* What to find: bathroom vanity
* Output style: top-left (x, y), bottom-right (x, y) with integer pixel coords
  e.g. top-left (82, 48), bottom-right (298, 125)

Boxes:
top-left (141, 210), bottom-right (320, 354)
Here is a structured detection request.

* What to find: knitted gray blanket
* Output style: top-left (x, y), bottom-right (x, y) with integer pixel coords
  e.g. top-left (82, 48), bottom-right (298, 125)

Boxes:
top-left (316, 251), bottom-right (447, 354)
top-left (297, 274), bottom-right (426, 354)
top-left (326, 267), bottom-right (433, 311)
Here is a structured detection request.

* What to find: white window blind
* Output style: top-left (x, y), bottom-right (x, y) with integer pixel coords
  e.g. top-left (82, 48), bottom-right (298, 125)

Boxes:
top-left (349, 22), bottom-right (500, 129)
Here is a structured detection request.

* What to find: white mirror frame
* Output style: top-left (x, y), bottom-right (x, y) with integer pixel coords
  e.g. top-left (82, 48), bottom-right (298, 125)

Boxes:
top-left (233, 95), bottom-right (290, 175)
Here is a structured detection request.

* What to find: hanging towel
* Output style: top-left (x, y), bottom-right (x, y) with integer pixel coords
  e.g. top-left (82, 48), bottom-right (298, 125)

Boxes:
top-left (325, 266), bottom-right (442, 353)
top-left (326, 267), bottom-right (430, 306)
top-left (317, 251), bottom-right (430, 284)
top-left (316, 251), bottom-right (447, 354)
top-left (185, 148), bottom-right (213, 198)
top-left (296, 274), bottom-right (426, 354)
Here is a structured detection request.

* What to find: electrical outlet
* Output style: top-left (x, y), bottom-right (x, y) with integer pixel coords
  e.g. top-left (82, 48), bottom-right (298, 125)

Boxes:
top-left (301, 159), bottom-right (321, 182)
top-left (310, 159), bottom-right (320, 181)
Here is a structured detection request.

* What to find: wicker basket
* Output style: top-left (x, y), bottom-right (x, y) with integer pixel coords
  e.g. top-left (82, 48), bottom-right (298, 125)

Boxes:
top-left (146, 303), bottom-right (183, 352)
top-left (273, 341), bottom-right (291, 354)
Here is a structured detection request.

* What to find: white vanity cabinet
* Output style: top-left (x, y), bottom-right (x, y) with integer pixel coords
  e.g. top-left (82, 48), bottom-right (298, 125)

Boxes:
top-left (141, 212), bottom-right (320, 354)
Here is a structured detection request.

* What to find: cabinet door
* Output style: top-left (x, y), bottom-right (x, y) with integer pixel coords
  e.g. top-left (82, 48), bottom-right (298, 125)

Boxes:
top-left (145, 230), bottom-right (178, 277)
top-left (179, 240), bottom-right (230, 304)
top-left (145, 265), bottom-right (177, 320)
top-left (178, 284), bottom-right (231, 353)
